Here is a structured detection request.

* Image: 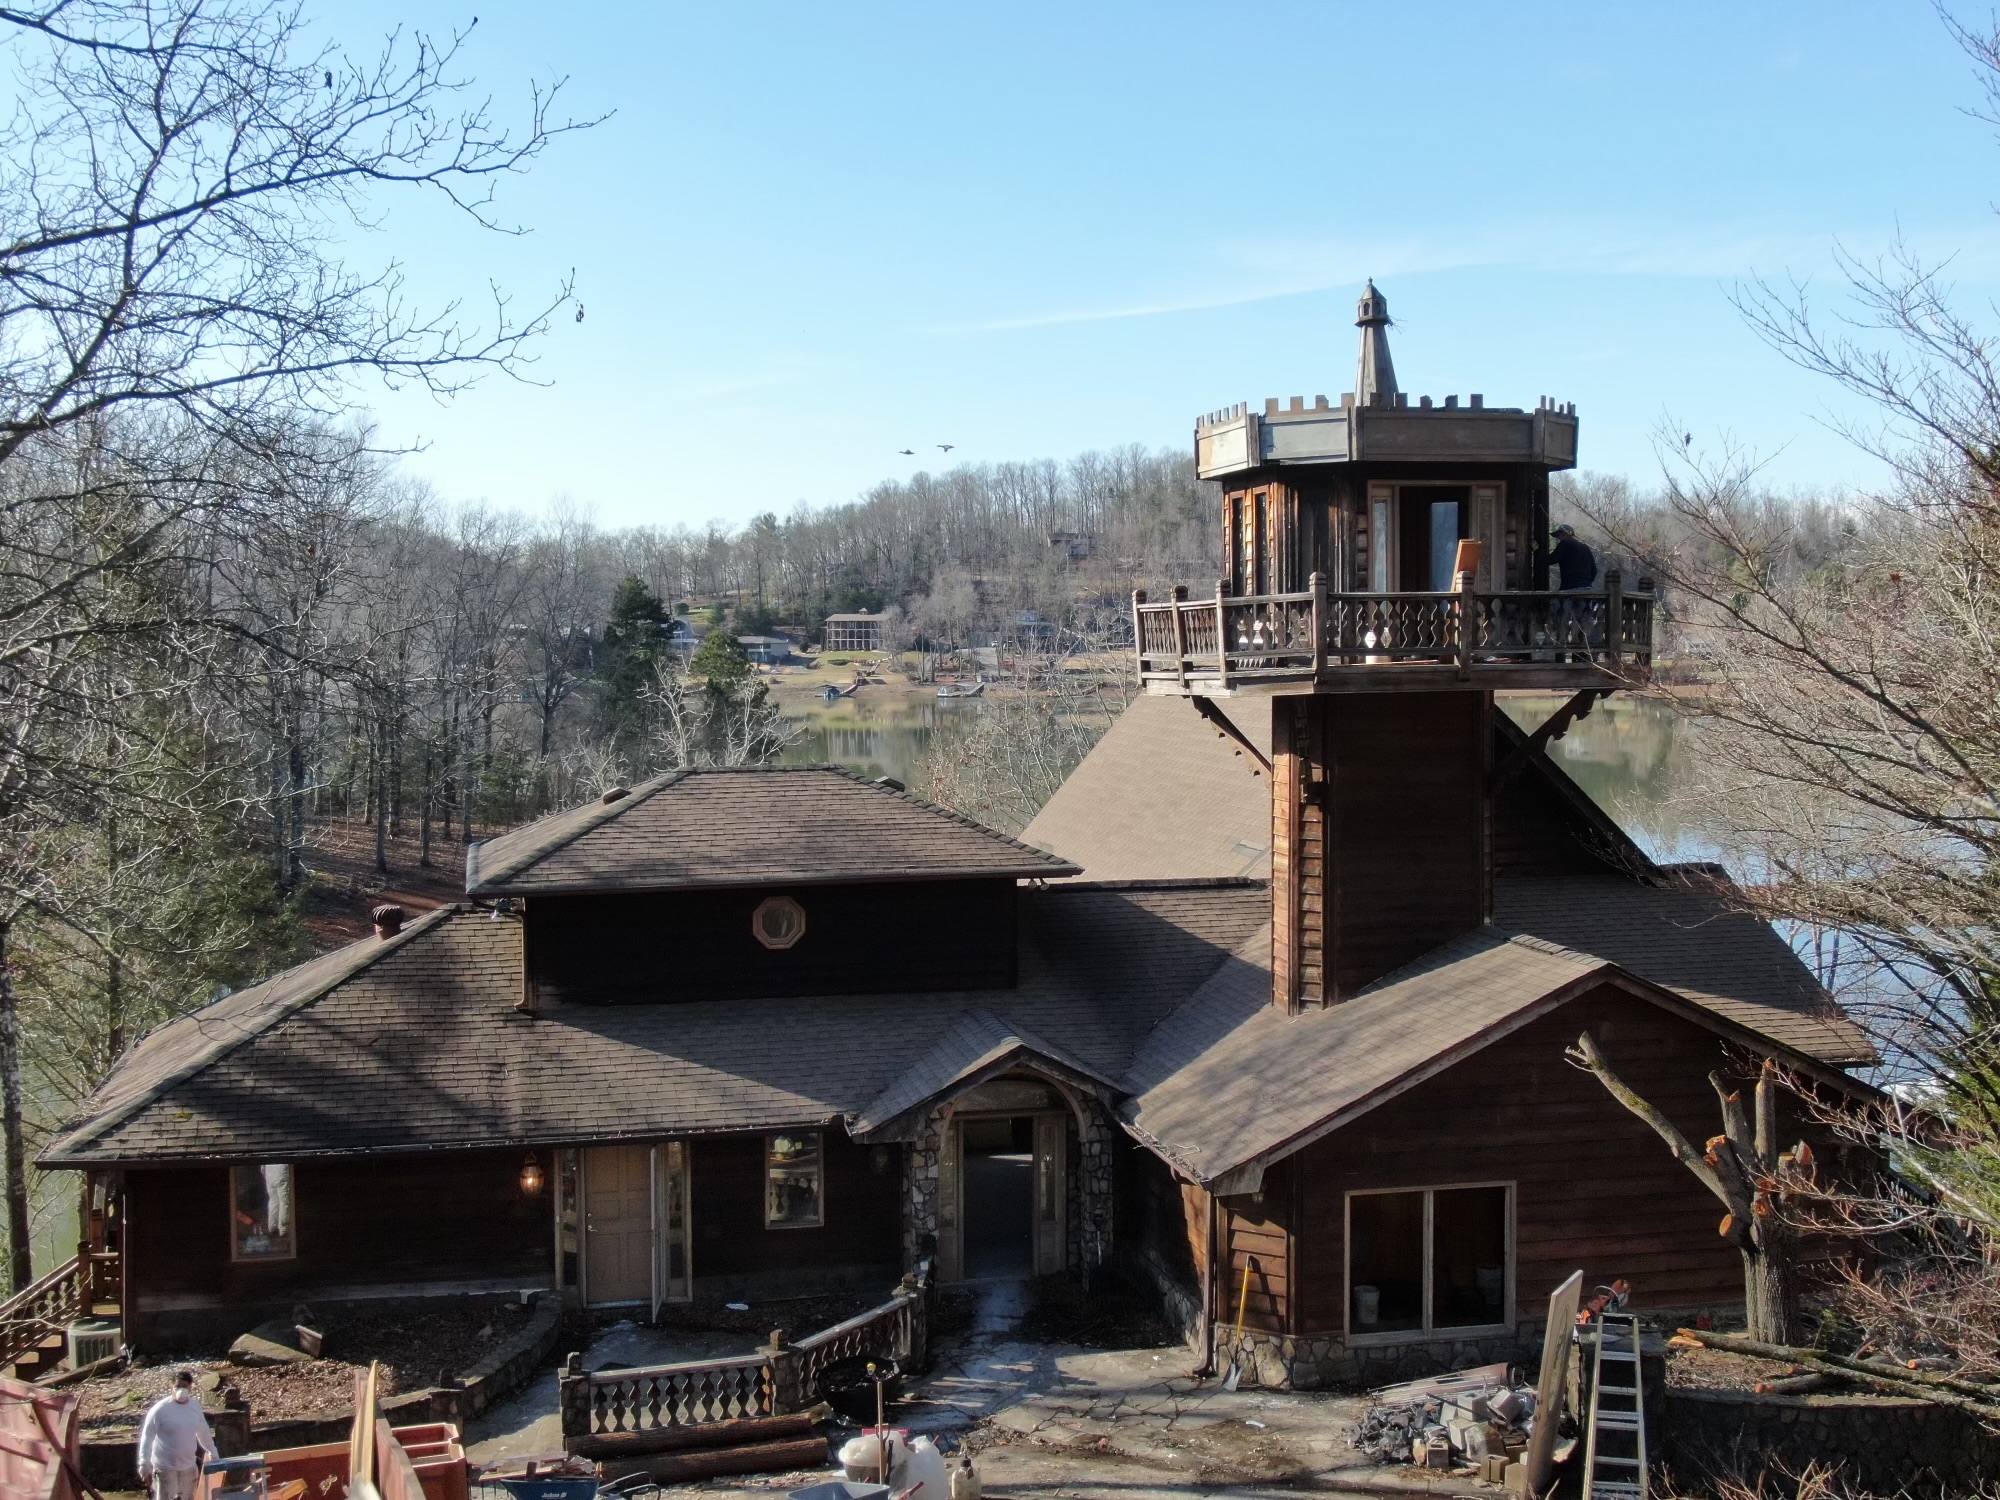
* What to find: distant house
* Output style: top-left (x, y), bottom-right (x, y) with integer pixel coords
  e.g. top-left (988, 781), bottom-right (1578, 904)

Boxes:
top-left (824, 612), bottom-right (883, 652)
top-left (737, 635), bottom-right (795, 665)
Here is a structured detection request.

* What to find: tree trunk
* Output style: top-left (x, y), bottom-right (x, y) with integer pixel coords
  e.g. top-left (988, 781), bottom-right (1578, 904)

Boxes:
top-left (374, 716), bottom-right (389, 875)
top-left (0, 916), bottom-right (34, 1292)
top-left (1745, 1228), bottom-right (1801, 1344)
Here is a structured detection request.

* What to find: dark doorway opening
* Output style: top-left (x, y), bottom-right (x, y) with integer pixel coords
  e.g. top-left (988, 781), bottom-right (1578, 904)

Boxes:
top-left (961, 1116), bottom-right (1034, 1279)
top-left (1396, 486), bottom-right (1470, 592)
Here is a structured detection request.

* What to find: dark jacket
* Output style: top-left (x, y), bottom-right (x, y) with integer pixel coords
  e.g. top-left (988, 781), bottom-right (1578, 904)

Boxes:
top-left (1552, 536), bottom-right (1597, 591)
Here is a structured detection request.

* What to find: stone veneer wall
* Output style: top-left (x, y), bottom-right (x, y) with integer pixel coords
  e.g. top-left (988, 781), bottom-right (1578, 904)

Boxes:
top-left (1212, 1319), bottom-right (1545, 1390)
top-left (897, 1084), bottom-right (1117, 1278)
top-left (1664, 1388), bottom-right (2000, 1498)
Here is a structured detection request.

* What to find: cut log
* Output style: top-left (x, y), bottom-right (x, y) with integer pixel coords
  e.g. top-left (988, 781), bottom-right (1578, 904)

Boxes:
top-left (569, 1407), bottom-right (828, 1460)
top-left (596, 1437), bottom-right (829, 1483)
top-left (1679, 1330), bottom-right (2000, 1421)
top-left (1753, 1373), bottom-right (1843, 1395)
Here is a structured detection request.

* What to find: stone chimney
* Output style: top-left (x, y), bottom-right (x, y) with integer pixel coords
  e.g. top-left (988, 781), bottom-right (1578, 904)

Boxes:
top-left (371, 904), bottom-right (406, 940)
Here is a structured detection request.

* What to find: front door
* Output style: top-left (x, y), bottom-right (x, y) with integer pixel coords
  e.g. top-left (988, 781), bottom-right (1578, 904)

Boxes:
top-left (584, 1143), bottom-right (653, 1304)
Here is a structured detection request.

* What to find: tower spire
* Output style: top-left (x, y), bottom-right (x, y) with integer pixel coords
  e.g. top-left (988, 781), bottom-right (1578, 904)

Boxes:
top-left (1355, 280), bottom-right (1398, 405)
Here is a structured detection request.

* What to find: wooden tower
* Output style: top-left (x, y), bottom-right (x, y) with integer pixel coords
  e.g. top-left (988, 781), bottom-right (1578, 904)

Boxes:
top-left (1132, 284), bottom-right (1655, 1009)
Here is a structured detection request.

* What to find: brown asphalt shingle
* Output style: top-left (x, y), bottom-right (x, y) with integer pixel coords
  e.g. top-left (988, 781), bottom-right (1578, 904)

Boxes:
top-left (42, 882), bottom-right (1265, 1165)
top-left (467, 766), bottom-right (1078, 895)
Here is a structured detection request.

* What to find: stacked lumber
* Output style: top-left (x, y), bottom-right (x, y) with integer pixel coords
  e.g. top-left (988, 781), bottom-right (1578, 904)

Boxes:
top-left (567, 1407), bottom-right (832, 1484)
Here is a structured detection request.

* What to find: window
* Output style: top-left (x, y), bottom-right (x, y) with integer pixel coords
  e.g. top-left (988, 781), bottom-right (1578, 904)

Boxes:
top-left (752, 895), bottom-right (806, 951)
top-left (765, 1132), bottom-right (824, 1228)
top-left (1347, 1183), bottom-right (1509, 1339)
top-left (230, 1164), bottom-right (295, 1261)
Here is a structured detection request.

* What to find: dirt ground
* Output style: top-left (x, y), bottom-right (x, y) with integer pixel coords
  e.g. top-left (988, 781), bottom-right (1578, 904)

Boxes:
top-left (76, 1295), bottom-right (541, 1433)
top-left (1663, 1341), bottom-right (1797, 1392)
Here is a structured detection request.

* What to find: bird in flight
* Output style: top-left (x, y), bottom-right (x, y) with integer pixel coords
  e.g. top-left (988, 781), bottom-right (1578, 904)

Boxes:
top-left (937, 444), bottom-right (955, 453)
top-left (897, 448), bottom-right (915, 455)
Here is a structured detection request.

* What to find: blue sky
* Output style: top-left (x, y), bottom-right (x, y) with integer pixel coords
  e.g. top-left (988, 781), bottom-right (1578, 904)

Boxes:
top-left (332, 1), bottom-right (2000, 528)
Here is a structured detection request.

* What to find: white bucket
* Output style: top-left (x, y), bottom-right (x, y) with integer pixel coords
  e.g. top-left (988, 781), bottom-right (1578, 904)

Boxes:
top-left (1354, 1284), bottom-right (1381, 1327)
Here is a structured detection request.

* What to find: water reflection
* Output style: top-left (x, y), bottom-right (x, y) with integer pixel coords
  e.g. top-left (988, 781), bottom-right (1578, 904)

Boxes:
top-left (1498, 693), bottom-right (1719, 867)
top-left (789, 691), bottom-right (1716, 870)
top-left (779, 694), bottom-right (982, 790)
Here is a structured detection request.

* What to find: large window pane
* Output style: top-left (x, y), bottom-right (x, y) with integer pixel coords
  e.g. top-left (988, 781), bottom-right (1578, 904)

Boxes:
top-left (765, 1132), bottom-right (824, 1228)
top-left (230, 1164), bottom-right (294, 1261)
top-left (1348, 1191), bottom-right (1424, 1333)
top-left (1432, 1186), bottom-right (1508, 1328)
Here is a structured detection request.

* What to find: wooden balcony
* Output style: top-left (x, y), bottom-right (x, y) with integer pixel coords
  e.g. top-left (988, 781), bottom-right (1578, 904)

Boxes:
top-left (1133, 573), bottom-right (1653, 695)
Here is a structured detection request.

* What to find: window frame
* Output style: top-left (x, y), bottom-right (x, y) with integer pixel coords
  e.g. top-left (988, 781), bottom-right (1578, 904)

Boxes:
top-left (227, 1162), bottom-right (298, 1263)
top-left (763, 1130), bottom-right (825, 1230)
top-left (1343, 1180), bottom-right (1513, 1345)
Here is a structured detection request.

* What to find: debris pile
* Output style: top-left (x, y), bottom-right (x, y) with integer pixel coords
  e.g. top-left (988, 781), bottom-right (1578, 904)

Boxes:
top-left (1347, 1363), bottom-right (1537, 1475)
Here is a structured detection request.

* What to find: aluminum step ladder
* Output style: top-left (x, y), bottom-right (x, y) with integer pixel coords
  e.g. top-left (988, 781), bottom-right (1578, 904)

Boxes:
top-left (1582, 1313), bottom-right (1648, 1500)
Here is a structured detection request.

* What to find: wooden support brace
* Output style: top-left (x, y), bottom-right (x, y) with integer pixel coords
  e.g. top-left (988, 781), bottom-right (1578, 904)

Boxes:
top-left (1190, 696), bottom-right (1271, 775)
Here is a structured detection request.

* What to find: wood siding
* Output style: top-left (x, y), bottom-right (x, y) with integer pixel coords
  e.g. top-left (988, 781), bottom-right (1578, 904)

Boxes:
top-left (1218, 1158), bottom-right (1293, 1334)
top-left (1290, 988), bottom-right (1769, 1335)
top-left (529, 879), bottom-right (1016, 1004)
top-left (689, 1133), bottom-right (901, 1294)
top-left (1273, 694), bottom-right (1490, 1008)
top-left (127, 1149), bottom-right (549, 1319)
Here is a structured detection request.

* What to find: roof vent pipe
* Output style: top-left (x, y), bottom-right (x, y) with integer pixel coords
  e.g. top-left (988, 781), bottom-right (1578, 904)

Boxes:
top-left (371, 904), bottom-right (406, 940)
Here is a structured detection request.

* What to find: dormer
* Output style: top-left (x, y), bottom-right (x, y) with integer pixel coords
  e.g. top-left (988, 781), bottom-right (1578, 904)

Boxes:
top-left (1138, 283), bottom-right (1651, 696)
top-left (466, 767), bottom-right (1079, 1005)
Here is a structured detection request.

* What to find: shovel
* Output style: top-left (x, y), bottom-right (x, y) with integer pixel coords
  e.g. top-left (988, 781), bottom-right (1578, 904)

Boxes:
top-left (1221, 1261), bottom-right (1254, 1392)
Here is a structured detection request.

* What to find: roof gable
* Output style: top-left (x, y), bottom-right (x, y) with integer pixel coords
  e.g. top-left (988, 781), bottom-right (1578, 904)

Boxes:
top-left (1122, 919), bottom-right (1876, 1188)
top-left (851, 1009), bottom-right (1120, 1138)
top-left (467, 765), bottom-right (1079, 896)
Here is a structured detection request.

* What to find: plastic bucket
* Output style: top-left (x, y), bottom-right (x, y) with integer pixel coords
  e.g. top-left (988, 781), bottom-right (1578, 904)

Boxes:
top-left (1353, 1285), bottom-right (1381, 1327)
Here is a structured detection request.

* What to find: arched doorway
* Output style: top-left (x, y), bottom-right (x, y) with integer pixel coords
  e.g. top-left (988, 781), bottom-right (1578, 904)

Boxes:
top-left (936, 1076), bottom-right (1073, 1282)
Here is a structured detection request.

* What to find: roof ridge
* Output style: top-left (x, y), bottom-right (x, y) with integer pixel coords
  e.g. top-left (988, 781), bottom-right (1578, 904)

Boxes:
top-left (468, 771), bottom-right (688, 891)
top-left (50, 906), bottom-right (469, 1158)
top-left (812, 763), bottom-right (1076, 866)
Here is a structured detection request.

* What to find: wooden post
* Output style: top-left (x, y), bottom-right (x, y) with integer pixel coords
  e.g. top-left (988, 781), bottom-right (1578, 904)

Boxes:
top-left (1308, 571), bottom-right (1327, 680)
top-left (1605, 568), bottom-right (1624, 671)
top-left (1455, 569), bottom-right (1476, 680)
top-left (1169, 585), bottom-right (1189, 690)
top-left (763, 1328), bottom-right (803, 1415)
top-left (558, 1351), bottom-right (588, 1446)
top-left (1130, 590), bottom-right (1146, 678)
top-left (1524, 1271), bottom-right (1583, 1497)
top-left (1214, 578), bottom-right (1230, 690)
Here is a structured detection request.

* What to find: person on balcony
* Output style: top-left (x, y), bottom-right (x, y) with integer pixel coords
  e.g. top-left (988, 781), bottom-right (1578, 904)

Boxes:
top-left (138, 1370), bottom-right (216, 1500)
top-left (1551, 524), bottom-right (1599, 591)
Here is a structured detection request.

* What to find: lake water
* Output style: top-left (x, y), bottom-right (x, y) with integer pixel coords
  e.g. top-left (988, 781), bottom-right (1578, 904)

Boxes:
top-left (782, 689), bottom-right (1697, 860)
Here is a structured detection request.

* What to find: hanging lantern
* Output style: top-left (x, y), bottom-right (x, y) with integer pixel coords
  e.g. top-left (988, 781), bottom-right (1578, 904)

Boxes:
top-left (520, 1153), bottom-right (545, 1195)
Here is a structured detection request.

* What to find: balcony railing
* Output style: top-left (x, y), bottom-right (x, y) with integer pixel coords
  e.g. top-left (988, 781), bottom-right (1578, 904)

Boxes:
top-left (1133, 572), bottom-right (1653, 691)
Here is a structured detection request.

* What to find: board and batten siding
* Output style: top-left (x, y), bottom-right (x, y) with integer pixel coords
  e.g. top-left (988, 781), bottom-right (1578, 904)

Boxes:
top-left (528, 879), bottom-right (1017, 1005)
top-left (1288, 988), bottom-right (1765, 1336)
top-left (125, 1148), bottom-right (551, 1340)
top-left (689, 1132), bottom-right (902, 1297)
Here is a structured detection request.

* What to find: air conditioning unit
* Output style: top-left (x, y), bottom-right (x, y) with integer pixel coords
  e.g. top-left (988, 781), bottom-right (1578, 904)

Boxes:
top-left (67, 1319), bottom-right (120, 1369)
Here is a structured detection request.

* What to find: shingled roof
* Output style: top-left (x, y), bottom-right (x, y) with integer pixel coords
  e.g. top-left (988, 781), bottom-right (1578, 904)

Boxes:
top-left (467, 765), bottom-right (1079, 895)
top-left (42, 881), bottom-right (1264, 1165)
top-left (1123, 908), bottom-right (1877, 1186)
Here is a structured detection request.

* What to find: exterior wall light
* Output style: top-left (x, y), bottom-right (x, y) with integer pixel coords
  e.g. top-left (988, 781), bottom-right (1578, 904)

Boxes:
top-left (520, 1152), bottom-right (545, 1195)
top-left (752, 895), bottom-right (806, 951)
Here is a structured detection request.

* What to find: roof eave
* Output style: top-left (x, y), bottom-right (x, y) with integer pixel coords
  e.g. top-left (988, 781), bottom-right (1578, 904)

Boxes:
top-left (469, 863), bottom-right (1082, 897)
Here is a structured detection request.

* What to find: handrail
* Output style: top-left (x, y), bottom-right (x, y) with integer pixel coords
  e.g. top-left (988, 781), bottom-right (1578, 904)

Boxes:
top-left (1133, 575), bottom-right (1654, 683)
top-left (558, 1264), bottom-right (931, 1443)
top-left (0, 1255), bottom-right (90, 1371)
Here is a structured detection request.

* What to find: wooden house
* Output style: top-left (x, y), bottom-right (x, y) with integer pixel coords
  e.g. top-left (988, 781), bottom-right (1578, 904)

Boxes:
top-left (822, 613), bottom-right (884, 653)
top-left (35, 290), bottom-right (1876, 1387)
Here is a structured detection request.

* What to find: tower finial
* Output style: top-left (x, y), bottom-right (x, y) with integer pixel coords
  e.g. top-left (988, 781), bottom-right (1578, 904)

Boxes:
top-left (1355, 280), bottom-right (1398, 405)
